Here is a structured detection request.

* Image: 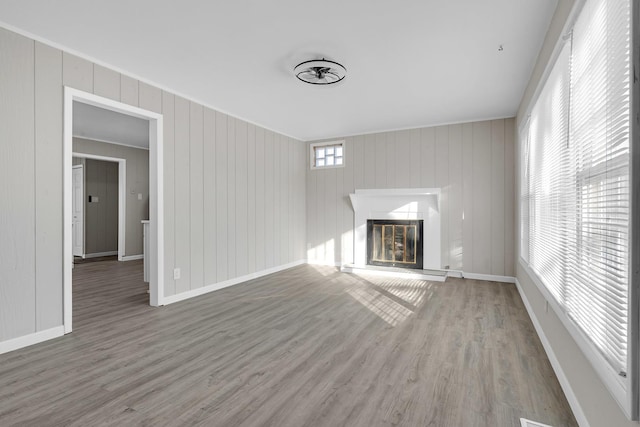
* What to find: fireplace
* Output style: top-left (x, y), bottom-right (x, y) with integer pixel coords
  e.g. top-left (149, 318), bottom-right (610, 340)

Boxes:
top-left (367, 219), bottom-right (423, 269)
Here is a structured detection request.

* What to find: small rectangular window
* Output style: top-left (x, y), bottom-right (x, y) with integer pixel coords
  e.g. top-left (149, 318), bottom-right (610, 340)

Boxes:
top-left (310, 140), bottom-right (345, 170)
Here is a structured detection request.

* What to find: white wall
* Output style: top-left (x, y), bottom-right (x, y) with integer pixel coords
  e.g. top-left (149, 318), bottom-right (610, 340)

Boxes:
top-left (0, 26), bottom-right (306, 345)
top-left (306, 119), bottom-right (515, 277)
top-left (515, 0), bottom-right (639, 425)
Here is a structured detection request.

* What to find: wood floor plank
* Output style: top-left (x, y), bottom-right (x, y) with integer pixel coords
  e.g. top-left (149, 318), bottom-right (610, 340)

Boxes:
top-left (0, 261), bottom-right (577, 426)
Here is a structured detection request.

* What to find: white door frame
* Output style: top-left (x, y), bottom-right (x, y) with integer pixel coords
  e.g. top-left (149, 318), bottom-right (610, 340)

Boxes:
top-left (73, 153), bottom-right (126, 261)
top-left (64, 87), bottom-right (164, 334)
top-left (72, 164), bottom-right (85, 257)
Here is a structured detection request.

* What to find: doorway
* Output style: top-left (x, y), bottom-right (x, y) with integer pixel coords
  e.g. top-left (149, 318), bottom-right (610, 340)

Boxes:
top-left (64, 87), bottom-right (164, 334)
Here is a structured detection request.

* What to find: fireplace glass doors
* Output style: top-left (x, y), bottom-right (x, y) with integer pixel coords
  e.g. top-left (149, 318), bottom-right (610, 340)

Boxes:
top-left (367, 220), bottom-right (423, 269)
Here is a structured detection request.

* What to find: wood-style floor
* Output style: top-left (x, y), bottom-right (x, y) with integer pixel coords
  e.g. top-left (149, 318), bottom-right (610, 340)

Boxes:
top-left (0, 260), bottom-right (577, 427)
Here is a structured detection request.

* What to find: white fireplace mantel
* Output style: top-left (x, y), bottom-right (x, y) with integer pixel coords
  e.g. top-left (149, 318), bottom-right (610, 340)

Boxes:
top-left (348, 188), bottom-right (441, 269)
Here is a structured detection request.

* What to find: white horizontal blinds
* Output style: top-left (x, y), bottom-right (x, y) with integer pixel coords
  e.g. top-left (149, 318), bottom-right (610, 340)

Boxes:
top-left (565, 0), bottom-right (630, 372)
top-left (528, 42), bottom-right (572, 304)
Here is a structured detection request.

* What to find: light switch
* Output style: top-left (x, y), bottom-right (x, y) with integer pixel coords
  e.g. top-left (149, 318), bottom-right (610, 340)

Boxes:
top-left (138, 193), bottom-right (143, 200)
top-left (174, 268), bottom-right (181, 280)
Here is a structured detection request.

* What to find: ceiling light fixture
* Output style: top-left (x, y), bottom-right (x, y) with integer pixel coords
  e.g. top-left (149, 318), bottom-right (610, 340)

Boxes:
top-left (294, 58), bottom-right (346, 85)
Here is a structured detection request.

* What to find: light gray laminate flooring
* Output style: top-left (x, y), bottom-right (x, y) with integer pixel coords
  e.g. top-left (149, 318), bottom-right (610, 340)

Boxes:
top-left (0, 261), bottom-right (577, 426)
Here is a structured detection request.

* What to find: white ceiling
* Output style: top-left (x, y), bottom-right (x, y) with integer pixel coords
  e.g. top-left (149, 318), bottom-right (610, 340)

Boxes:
top-left (0, 0), bottom-right (557, 141)
top-left (73, 102), bottom-right (149, 149)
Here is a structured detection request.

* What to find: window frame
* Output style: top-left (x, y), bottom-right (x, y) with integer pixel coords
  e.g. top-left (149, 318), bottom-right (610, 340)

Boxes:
top-left (309, 140), bottom-right (345, 170)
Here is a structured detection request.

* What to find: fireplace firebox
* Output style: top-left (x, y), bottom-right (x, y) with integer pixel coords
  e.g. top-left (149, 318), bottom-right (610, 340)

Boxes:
top-left (366, 219), bottom-right (423, 269)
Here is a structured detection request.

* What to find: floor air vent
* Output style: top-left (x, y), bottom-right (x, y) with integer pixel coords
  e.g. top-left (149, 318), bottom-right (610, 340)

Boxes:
top-left (520, 418), bottom-right (552, 427)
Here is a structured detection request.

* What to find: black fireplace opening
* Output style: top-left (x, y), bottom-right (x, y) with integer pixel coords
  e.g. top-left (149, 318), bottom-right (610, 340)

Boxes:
top-left (367, 219), bottom-right (423, 269)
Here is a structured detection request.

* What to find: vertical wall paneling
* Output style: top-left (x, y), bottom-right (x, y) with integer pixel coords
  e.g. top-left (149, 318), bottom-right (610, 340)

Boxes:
top-left (504, 119), bottom-right (516, 276)
top-left (336, 150), bottom-right (345, 263)
top-left (420, 127), bottom-right (436, 187)
top-left (62, 52), bottom-right (93, 92)
top-left (247, 124), bottom-right (257, 273)
top-left (409, 129), bottom-right (421, 185)
top-left (162, 91), bottom-right (176, 296)
top-left (264, 131), bottom-right (275, 268)
top-left (138, 82), bottom-right (162, 114)
top-left (235, 119), bottom-right (248, 277)
top-left (35, 42), bottom-right (63, 331)
top-left (174, 97), bottom-right (191, 293)
top-left (203, 108), bottom-right (217, 285)
top-left (491, 120), bottom-right (506, 275)
top-left (306, 119), bottom-right (515, 274)
top-left (215, 112), bottom-right (228, 282)
top-left (226, 117), bottom-right (237, 277)
top-left (255, 127), bottom-right (266, 271)
top-left (448, 124), bottom-right (463, 270)
top-left (363, 134), bottom-right (376, 187)
top-left (471, 121), bottom-right (492, 274)
top-left (342, 138), bottom-right (355, 264)
top-left (385, 132), bottom-right (396, 187)
top-left (374, 133), bottom-right (387, 188)
top-left (189, 102), bottom-right (204, 289)
top-left (462, 123), bottom-right (474, 271)
top-left (93, 65), bottom-right (120, 101)
top-left (394, 130), bottom-right (410, 187)
top-left (435, 126), bottom-right (449, 268)
top-left (1, 26), bottom-right (309, 350)
top-left (120, 75), bottom-right (138, 107)
top-left (0, 29), bottom-right (36, 340)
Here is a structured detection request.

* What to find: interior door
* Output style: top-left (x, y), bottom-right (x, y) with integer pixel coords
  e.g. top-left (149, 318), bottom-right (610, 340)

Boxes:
top-left (72, 164), bottom-right (84, 257)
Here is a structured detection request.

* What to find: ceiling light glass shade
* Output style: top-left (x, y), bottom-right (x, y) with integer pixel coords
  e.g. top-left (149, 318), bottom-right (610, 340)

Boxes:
top-left (294, 59), bottom-right (346, 85)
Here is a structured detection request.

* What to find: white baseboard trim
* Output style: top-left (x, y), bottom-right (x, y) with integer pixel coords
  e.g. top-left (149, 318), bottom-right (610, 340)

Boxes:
top-left (455, 271), bottom-right (516, 284)
top-left (121, 254), bottom-right (143, 261)
top-left (161, 259), bottom-right (306, 305)
top-left (515, 278), bottom-right (589, 427)
top-left (306, 259), bottom-right (342, 267)
top-left (0, 326), bottom-right (65, 355)
top-left (83, 251), bottom-right (118, 259)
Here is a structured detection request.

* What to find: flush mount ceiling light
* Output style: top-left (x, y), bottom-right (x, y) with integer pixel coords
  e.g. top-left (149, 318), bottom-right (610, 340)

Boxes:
top-left (294, 58), bottom-right (346, 85)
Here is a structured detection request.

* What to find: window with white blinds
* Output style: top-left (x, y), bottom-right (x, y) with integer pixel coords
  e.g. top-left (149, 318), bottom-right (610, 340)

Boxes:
top-left (520, 0), bottom-right (631, 412)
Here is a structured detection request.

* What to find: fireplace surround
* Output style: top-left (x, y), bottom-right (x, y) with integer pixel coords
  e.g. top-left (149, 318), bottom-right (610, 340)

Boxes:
top-left (349, 188), bottom-right (441, 270)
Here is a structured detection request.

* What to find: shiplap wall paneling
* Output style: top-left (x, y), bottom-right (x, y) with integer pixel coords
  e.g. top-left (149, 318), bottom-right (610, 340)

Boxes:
top-left (235, 119), bottom-right (248, 278)
top-left (342, 139), bottom-right (355, 265)
top-left (174, 97), bottom-right (191, 293)
top-left (504, 119), bottom-right (516, 275)
top-left (409, 129), bottom-right (421, 186)
top-left (255, 127), bottom-right (266, 272)
top-left (215, 112), bottom-right (228, 283)
top-left (247, 124), bottom-right (257, 274)
top-left (35, 42), bottom-right (63, 330)
top-left (0, 29), bottom-right (36, 340)
top-left (395, 130), bottom-right (411, 188)
top-left (190, 102), bottom-right (204, 289)
top-left (471, 121), bottom-right (492, 274)
top-left (491, 120), bottom-right (506, 275)
top-left (448, 124), bottom-right (463, 271)
top-left (93, 65), bottom-right (120, 101)
top-left (62, 52), bottom-right (92, 93)
top-left (420, 127), bottom-right (436, 187)
top-left (385, 132), bottom-right (396, 187)
top-left (139, 83), bottom-right (162, 114)
top-left (264, 131), bottom-right (275, 268)
top-left (203, 108), bottom-right (216, 286)
top-left (162, 91), bottom-right (176, 296)
top-left (120, 75), bottom-right (138, 107)
top-left (226, 117), bottom-right (237, 278)
top-left (435, 126), bottom-right (450, 268)
top-left (335, 153), bottom-right (345, 264)
top-left (462, 123), bottom-right (474, 271)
